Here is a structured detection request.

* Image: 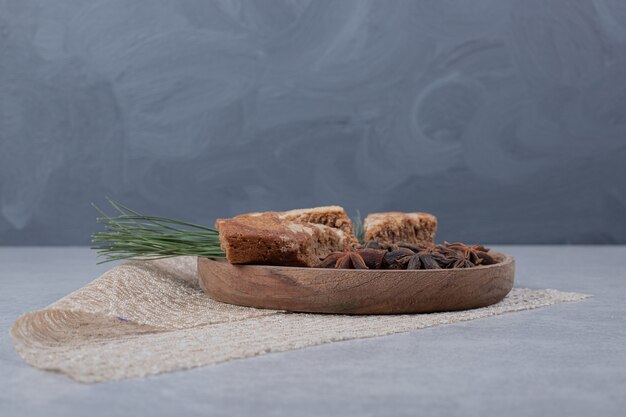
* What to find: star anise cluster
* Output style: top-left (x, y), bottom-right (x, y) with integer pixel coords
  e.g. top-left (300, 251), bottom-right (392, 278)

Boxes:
top-left (317, 241), bottom-right (498, 270)
top-left (317, 247), bottom-right (385, 269)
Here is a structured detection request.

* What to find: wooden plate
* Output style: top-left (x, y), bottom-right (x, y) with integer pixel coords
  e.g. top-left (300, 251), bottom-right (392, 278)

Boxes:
top-left (198, 252), bottom-right (515, 314)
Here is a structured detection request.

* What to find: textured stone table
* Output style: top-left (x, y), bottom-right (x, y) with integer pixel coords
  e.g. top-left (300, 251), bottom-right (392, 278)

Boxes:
top-left (1, 246), bottom-right (625, 417)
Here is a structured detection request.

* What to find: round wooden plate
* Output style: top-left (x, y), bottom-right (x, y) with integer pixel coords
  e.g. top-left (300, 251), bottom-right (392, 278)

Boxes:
top-left (197, 252), bottom-right (515, 314)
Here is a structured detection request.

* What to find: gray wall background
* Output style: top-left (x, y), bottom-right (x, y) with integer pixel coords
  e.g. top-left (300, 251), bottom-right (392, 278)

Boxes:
top-left (1, 0), bottom-right (626, 245)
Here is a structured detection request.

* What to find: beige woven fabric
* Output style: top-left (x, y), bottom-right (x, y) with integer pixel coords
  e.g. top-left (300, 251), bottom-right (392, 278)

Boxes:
top-left (11, 257), bottom-right (589, 383)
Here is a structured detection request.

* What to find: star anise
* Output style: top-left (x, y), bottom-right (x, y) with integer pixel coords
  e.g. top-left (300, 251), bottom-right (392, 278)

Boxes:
top-left (317, 252), bottom-right (344, 268)
top-left (361, 239), bottom-right (398, 251)
top-left (317, 248), bottom-right (368, 269)
top-left (418, 245), bottom-right (461, 269)
top-left (383, 243), bottom-right (450, 270)
top-left (442, 242), bottom-right (497, 267)
top-left (402, 248), bottom-right (446, 270)
top-left (362, 240), bottom-right (383, 250)
top-left (356, 248), bottom-right (386, 269)
top-left (406, 253), bottom-right (443, 270)
top-left (336, 251), bottom-right (368, 269)
top-left (383, 248), bottom-right (415, 269)
top-left (474, 247), bottom-right (497, 265)
top-left (397, 242), bottom-right (432, 253)
top-left (453, 258), bottom-right (475, 268)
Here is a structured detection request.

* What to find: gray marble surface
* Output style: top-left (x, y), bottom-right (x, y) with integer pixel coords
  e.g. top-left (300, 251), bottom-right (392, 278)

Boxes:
top-left (3, 1), bottom-right (626, 246)
top-left (1, 246), bottom-right (625, 417)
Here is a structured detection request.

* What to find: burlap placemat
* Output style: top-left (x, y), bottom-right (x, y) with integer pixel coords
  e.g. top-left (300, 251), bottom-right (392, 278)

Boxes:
top-left (11, 257), bottom-right (589, 383)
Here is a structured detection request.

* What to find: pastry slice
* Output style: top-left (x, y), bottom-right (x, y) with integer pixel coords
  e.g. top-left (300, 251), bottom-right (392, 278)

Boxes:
top-left (364, 212), bottom-right (437, 245)
top-left (240, 206), bottom-right (357, 246)
top-left (278, 206), bottom-right (357, 246)
top-left (215, 213), bottom-right (350, 267)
